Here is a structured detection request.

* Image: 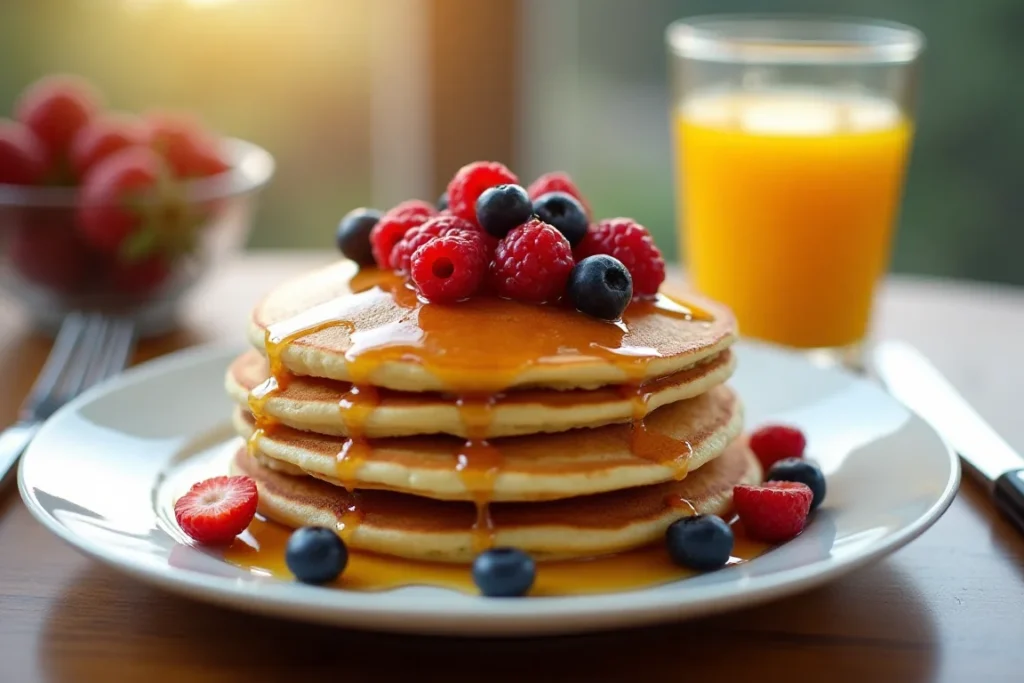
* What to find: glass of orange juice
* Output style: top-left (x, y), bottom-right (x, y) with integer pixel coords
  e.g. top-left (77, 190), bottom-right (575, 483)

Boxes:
top-left (667, 15), bottom-right (923, 365)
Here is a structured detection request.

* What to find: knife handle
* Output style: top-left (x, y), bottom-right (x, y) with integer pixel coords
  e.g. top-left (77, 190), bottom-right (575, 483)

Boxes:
top-left (994, 469), bottom-right (1024, 535)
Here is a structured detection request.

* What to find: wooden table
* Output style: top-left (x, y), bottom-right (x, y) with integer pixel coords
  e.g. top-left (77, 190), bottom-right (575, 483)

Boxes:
top-left (2, 252), bottom-right (1023, 683)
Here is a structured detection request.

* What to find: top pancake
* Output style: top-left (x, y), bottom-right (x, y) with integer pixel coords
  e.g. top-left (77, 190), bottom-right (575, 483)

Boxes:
top-left (248, 261), bottom-right (737, 393)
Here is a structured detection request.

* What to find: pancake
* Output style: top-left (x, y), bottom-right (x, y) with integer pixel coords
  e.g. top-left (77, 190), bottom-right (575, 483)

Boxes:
top-left (231, 439), bottom-right (761, 563)
top-left (226, 348), bottom-right (736, 438)
top-left (247, 261), bottom-right (737, 393)
top-left (233, 384), bottom-right (744, 501)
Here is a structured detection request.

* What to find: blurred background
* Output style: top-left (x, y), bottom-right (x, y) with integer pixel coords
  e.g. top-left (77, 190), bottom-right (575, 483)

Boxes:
top-left (1, 0), bottom-right (1021, 285)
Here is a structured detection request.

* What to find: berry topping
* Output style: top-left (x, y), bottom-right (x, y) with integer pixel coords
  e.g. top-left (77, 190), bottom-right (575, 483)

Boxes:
top-left (391, 213), bottom-right (480, 274)
top-left (575, 218), bottom-right (666, 297)
top-left (411, 232), bottom-right (488, 302)
top-left (749, 424), bottom-right (807, 470)
top-left (532, 191), bottom-right (588, 247)
top-left (491, 219), bottom-right (574, 303)
top-left (369, 199), bottom-right (436, 268)
top-left (526, 171), bottom-right (590, 217)
top-left (665, 514), bottom-right (734, 570)
top-left (567, 254), bottom-right (632, 321)
top-left (173, 475), bottom-right (258, 545)
top-left (285, 526), bottom-right (349, 585)
top-left (70, 114), bottom-right (144, 180)
top-left (76, 146), bottom-right (174, 256)
top-left (446, 161), bottom-right (518, 224)
top-left (336, 207), bottom-right (382, 266)
top-left (472, 547), bottom-right (536, 597)
top-left (733, 481), bottom-right (813, 542)
top-left (436, 191), bottom-right (449, 211)
top-left (766, 458), bottom-right (827, 511)
top-left (475, 183), bottom-right (533, 239)
top-left (15, 75), bottom-right (101, 164)
top-left (0, 119), bottom-right (47, 185)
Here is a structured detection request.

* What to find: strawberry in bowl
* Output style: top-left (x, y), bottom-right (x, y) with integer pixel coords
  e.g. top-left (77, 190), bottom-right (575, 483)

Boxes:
top-left (0, 74), bottom-right (275, 337)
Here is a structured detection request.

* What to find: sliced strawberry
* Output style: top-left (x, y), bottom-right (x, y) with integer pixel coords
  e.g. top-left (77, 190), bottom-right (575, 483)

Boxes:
top-left (734, 481), bottom-right (813, 542)
top-left (174, 475), bottom-right (258, 545)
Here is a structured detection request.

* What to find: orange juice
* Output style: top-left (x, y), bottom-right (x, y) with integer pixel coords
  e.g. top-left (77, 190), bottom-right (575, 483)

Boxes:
top-left (676, 91), bottom-right (913, 349)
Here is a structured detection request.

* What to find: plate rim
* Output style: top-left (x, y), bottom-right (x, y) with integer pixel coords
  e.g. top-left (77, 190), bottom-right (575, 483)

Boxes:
top-left (18, 342), bottom-right (961, 635)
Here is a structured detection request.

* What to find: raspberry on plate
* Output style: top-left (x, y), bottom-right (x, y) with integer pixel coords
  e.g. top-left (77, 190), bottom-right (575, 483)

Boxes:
top-left (369, 199), bottom-right (436, 268)
top-left (410, 232), bottom-right (488, 303)
top-left (733, 481), bottom-right (813, 542)
top-left (575, 218), bottom-right (666, 297)
top-left (173, 475), bottom-right (259, 545)
top-left (446, 161), bottom-right (518, 225)
top-left (526, 171), bottom-right (591, 218)
top-left (749, 424), bottom-right (807, 470)
top-left (491, 218), bottom-right (574, 303)
top-left (391, 214), bottom-right (480, 274)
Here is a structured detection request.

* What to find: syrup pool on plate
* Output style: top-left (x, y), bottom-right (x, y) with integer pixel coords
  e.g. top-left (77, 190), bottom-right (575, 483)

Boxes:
top-left (223, 515), bottom-right (771, 596)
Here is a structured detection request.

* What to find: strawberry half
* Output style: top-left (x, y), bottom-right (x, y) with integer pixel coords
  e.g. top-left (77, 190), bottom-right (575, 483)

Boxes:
top-left (173, 475), bottom-right (258, 545)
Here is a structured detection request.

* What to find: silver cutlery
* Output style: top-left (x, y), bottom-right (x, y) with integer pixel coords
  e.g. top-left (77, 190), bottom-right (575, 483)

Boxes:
top-left (873, 340), bottom-right (1024, 534)
top-left (0, 313), bottom-right (136, 489)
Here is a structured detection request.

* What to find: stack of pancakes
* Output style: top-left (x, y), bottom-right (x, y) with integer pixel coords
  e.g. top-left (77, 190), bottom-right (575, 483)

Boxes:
top-left (227, 261), bottom-right (758, 563)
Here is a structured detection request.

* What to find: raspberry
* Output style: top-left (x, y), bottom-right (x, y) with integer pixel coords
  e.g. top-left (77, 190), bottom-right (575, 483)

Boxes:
top-left (369, 199), bottom-right (436, 268)
top-left (447, 161), bottom-right (518, 224)
top-left (491, 219), bottom-right (574, 303)
top-left (733, 481), bottom-right (813, 543)
top-left (749, 424), bottom-right (807, 470)
top-left (527, 171), bottom-right (591, 218)
top-left (575, 218), bottom-right (666, 297)
top-left (391, 214), bottom-right (481, 274)
top-left (410, 233), bottom-right (488, 302)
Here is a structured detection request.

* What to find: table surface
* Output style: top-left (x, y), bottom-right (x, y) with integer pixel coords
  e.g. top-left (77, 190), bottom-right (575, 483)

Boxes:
top-left (2, 252), bottom-right (1023, 683)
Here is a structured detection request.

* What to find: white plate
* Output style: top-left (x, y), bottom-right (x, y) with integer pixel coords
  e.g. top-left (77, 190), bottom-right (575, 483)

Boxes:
top-left (18, 342), bottom-right (959, 636)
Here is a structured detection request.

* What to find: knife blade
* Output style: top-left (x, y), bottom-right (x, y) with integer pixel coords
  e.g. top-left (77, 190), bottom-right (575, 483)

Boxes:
top-left (872, 340), bottom-right (1024, 534)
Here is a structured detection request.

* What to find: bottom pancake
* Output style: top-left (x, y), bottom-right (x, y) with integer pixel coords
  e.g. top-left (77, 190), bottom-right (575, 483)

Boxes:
top-left (230, 439), bottom-right (761, 563)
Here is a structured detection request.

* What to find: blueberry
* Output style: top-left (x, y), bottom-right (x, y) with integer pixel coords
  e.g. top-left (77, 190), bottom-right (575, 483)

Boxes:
top-left (475, 184), bottom-right (533, 238)
top-left (437, 191), bottom-right (449, 211)
top-left (665, 514), bottom-right (734, 570)
top-left (567, 255), bottom-right (633, 321)
top-left (766, 458), bottom-right (827, 510)
top-left (472, 547), bottom-right (535, 597)
top-left (336, 208), bottom-right (382, 266)
top-left (285, 526), bottom-right (348, 584)
top-left (532, 192), bottom-right (588, 247)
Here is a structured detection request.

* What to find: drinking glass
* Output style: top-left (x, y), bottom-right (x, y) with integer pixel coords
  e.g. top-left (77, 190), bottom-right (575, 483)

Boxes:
top-left (667, 15), bottom-right (923, 365)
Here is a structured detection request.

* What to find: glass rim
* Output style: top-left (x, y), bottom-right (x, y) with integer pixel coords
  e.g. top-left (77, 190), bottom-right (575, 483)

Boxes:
top-left (666, 14), bottom-right (924, 65)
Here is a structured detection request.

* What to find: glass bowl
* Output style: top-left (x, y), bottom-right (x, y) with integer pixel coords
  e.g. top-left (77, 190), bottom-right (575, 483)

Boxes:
top-left (0, 138), bottom-right (274, 337)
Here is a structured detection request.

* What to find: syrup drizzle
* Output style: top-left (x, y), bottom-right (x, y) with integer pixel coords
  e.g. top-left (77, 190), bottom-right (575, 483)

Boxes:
top-left (246, 267), bottom-right (717, 547)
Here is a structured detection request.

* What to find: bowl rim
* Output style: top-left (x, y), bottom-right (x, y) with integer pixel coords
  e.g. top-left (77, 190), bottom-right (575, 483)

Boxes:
top-left (0, 137), bottom-right (276, 208)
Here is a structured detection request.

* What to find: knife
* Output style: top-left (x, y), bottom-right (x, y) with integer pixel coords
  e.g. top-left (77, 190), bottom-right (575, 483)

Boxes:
top-left (872, 340), bottom-right (1024, 534)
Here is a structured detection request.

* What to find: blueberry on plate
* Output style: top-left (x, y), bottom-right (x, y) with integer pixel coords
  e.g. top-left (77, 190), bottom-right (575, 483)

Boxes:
top-left (472, 547), bottom-right (536, 597)
top-left (437, 191), bottom-right (449, 211)
top-left (532, 191), bottom-right (588, 247)
top-left (666, 514), bottom-right (734, 570)
top-left (766, 458), bottom-right (827, 510)
top-left (567, 255), bottom-right (633, 321)
top-left (336, 208), bottom-right (382, 266)
top-left (285, 526), bottom-right (348, 584)
top-left (475, 184), bottom-right (533, 238)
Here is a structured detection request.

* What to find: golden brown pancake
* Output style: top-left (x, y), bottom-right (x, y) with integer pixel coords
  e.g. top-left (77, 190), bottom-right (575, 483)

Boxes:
top-left (231, 439), bottom-right (761, 563)
top-left (226, 348), bottom-right (736, 438)
top-left (247, 262), bottom-right (737, 393)
top-left (233, 383), bottom-right (744, 501)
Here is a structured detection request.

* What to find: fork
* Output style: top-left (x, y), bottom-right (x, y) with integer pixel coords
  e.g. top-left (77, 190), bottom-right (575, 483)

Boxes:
top-left (0, 313), bottom-right (137, 489)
